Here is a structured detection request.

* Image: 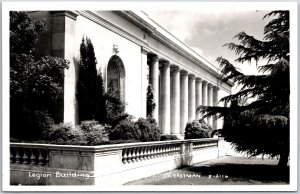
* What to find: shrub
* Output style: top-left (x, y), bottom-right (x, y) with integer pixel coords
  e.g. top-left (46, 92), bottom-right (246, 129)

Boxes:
top-left (109, 118), bottom-right (140, 141)
top-left (160, 134), bottom-right (179, 141)
top-left (80, 120), bottom-right (109, 145)
top-left (42, 123), bottom-right (86, 145)
top-left (109, 116), bottom-right (160, 142)
top-left (134, 117), bottom-right (160, 142)
top-left (11, 110), bottom-right (54, 140)
top-left (184, 120), bottom-right (213, 139)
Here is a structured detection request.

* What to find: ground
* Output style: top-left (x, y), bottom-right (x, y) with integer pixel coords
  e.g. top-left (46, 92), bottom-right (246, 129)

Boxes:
top-left (125, 156), bottom-right (289, 185)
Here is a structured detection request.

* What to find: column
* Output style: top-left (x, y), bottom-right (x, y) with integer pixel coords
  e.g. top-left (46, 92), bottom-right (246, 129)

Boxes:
top-left (170, 66), bottom-right (180, 135)
top-left (149, 55), bottom-right (159, 124)
top-left (180, 70), bottom-right (188, 135)
top-left (195, 78), bottom-right (202, 120)
top-left (188, 74), bottom-right (196, 122)
top-left (212, 86), bottom-right (219, 130)
top-left (141, 47), bottom-right (149, 118)
top-left (50, 11), bottom-right (79, 124)
top-left (160, 61), bottom-right (171, 134)
top-left (207, 83), bottom-right (213, 126)
top-left (201, 80), bottom-right (208, 122)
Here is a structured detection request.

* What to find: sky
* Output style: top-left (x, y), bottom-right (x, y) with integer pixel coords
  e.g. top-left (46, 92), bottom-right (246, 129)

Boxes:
top-left (145, 10), bottom-right (271, 77)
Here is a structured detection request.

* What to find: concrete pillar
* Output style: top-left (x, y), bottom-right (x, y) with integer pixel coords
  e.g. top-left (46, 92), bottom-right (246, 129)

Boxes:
top-left (50, 11), bottom-right (79, 124)
top-left (207, 83), bottom-right (213, 127)
top-left (201, 80), bottom-right (208, 122)
top-left (149, 56), bottom-right (159, 124)
top-left (195, 78), bottom-right (202, 120)
top-left (160, 61), bottom-right (171, 134)
top-left (188, 74), bottom-right (196, 122)
top-left (141, 47), bottom-right (149, 118)
top-left (180, 70), bottom-right (188, 135)
top-left (170, 66), bottom-right (180, 136)
top-left (213, 86), bottom-right (220, 130)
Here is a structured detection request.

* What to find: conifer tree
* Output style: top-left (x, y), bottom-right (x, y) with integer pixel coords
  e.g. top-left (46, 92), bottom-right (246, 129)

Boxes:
top-left (146, 84), bottom-right (156, 118)
top-left (77, 37), bottom-right (104, 122)
top-left (197, 11), bottom-right (290, 166)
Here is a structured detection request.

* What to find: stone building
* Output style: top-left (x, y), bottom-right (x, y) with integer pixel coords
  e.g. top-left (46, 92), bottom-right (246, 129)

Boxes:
top-left (30, 10), bottom-right (232, 138)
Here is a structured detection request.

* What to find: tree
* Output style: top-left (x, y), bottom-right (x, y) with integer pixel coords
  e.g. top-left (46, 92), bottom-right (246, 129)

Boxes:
top-left (104, 81), bottom-right (126, 127)
top-left (10, 11), bottom-right (69, 140)
top-left (146, 84), bottom-right (156, 118)
top-left (197, 11), bottom-right (290, 166)
top-left (77, 37), bottom-right (105, 123)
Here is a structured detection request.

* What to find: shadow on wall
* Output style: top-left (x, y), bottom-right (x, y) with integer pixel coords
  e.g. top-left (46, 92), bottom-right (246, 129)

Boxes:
top-left (73, 57), bottom-right (80, 124)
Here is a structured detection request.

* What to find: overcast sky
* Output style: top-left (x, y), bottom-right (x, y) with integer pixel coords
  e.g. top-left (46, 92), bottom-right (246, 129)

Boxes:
top-left (145, 10), bottom-right (271, 77)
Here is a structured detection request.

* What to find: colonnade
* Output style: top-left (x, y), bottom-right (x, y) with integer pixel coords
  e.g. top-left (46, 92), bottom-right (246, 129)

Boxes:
top-left (148, 55), bottom-right (219, 136)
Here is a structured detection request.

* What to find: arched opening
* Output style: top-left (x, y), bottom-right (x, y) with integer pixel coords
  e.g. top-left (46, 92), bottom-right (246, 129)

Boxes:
top-left (107, 55), bottom-right (125, 102)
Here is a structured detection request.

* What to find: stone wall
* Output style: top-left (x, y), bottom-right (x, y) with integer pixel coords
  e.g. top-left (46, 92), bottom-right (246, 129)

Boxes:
top-left (10, 138), bottom-right (226, 186)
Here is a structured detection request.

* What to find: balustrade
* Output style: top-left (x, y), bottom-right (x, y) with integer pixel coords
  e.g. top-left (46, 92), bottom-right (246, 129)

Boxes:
top-left (192, 141), bottom-right (218, 151)
top-left (10, 147), bottom-right (49, 166)
top-left (121, 143), bottom-right (181, 164)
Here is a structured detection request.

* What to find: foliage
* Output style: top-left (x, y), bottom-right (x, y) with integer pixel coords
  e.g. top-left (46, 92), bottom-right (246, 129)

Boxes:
top-left (42, 123), bottom-right (87, 145)
top-left (42, 120), bottom-right (109, 145)
top-left (10, 11), bottom-right (69, 140)
top-left (104, 81), bottom-right (126, 126)
top-left (109, 116), bottom-right (160, 142)
top-left (146, 84), bottom-right (156, 117)
top-left (77, 37), bottom-right (105, 123)
top-left (80, 120), bottom-right (109, 145)
top-left (197, 11), bottom-right (290, 166)
top-left (11, 110), bottom-right (54, 141)
top-left (10, 11), bottom-right (45, 55)
top-left (184, 120), bottom-right (213, 139)
top-left (109, 118), bottom-right (140, 141)
top-left (160, 134), bottom-right (179, 141)
top-left (134, 117), bottom-right (161, 142)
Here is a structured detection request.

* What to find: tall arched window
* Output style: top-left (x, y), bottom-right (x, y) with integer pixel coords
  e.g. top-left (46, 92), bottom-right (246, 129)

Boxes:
top-left (107, 55), bottom-right (125, 102)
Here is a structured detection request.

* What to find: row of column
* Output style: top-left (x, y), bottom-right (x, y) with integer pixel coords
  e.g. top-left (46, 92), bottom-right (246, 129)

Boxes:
top-left (148, 55), bottom-right (219, 136)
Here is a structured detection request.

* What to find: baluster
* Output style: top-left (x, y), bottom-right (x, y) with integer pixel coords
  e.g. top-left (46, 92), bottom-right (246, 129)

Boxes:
top-left (163, 145), bottom-right (167, 156)
top-left (160, 145), bottom-right (164, 157)
top-left (10, 148), bottom-right (15, 163)
top-left (162, 145), bottom-right (165, 156)
top-left (44, 151), bottom-right (49, 166)
top-left (30, 149), bottom-right (36, 165)
top-left (146, 147), bottom-right (151, 159)
top-left (149, 146), bottom-right (154, 159)
top-left (15, 149), bottom-right (21, 164)
top-left (122, 149), bottom-right (127, 164)
top-left (153, 146), bottom-right (158, 158)
top-left (137, 147), bottom-right (143, 161)
top-left (132, 148), bottom-right (137, 163)
top-left (38, 150), bottom-right (44, 166)
top-left (141, 147), bottom-right (146, 161)
top-left (166, 145), bottom-right (170, 156)
top-left (127, 148), bottom-right (132, 163)
top-left (158, 146), bottom-right (163, 157)
top-left (135, 147), bottom-right (140, 162)
top-left (169, 145), bottom-right (173, 155)
top-left (154, 146), bottom-right (159, 158)
top-left (22, 149), bottom-right (29, 164)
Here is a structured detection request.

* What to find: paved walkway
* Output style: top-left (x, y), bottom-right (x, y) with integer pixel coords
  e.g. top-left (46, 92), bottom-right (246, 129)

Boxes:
top-left (125, 156), bottom-right (289, 185)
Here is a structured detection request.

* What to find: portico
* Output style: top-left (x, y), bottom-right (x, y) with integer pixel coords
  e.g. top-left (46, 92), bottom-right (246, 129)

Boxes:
top-left (147, 54), bottom-right (223, 136)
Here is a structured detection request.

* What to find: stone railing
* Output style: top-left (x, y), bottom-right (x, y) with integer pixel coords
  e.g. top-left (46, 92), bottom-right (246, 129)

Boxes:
top-left (10, 144), bottom-right (50, 166)
top-left (10, 138), bottom-right (225, 186)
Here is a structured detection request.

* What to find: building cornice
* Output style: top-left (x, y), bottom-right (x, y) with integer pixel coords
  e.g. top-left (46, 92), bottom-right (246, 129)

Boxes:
top-left (77, 10), bottom-right (233, 90)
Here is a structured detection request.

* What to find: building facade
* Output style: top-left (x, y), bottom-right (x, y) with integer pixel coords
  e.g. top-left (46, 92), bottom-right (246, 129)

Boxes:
top-left (31, 10), bottom-right (232, 138)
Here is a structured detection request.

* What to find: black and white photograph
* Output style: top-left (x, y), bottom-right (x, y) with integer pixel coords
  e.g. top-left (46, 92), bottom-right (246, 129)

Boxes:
top-left (2, 1), bottom-right (298, 192)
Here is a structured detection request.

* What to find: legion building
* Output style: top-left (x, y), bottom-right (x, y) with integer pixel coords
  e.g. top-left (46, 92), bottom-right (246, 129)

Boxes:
top-left (30, 11), bottom-right (232, 138)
